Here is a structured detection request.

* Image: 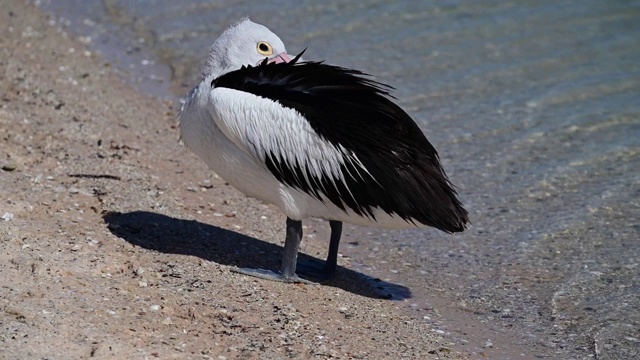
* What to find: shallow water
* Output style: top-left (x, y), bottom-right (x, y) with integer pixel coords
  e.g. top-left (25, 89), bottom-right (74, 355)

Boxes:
top-left (41, 0), bottom-right (640, 358)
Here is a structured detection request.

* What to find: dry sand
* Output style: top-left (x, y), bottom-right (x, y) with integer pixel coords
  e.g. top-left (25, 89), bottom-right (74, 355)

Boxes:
top-left (0, 1), bottom-right (467, 358)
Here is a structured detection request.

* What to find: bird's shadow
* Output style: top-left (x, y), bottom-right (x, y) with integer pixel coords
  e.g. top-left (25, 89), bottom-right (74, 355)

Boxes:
top-left (103, 211), bottom-right (411, 300)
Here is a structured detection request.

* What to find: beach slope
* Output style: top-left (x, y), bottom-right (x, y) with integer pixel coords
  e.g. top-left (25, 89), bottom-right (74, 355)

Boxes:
top-left (0, 1), bottom-right (465, 358)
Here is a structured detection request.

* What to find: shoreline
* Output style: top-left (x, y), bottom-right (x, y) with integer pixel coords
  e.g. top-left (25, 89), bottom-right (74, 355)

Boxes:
top-left (0, 1), bottom-right (466, 358)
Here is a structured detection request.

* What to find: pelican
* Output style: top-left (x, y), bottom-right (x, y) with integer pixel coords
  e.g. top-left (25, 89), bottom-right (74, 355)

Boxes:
top-left (179, 18), bottom-right (468, 283)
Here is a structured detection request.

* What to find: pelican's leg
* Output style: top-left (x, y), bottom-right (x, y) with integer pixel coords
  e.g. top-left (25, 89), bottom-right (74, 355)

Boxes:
top-left (280, 217), bottom-right (303, 278)
top-left (296, 220), bottom-right (343, 281)
top-left (324, 220), bottom-right (343, 278)
top-left (232, 217), bottom-right (310, 283)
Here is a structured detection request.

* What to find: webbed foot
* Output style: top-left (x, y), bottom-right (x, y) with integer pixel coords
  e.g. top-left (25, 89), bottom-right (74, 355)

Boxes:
top-left (295, 257), bottom-right (335, 282)
top-left (231, 266), bottom-right (314, 284)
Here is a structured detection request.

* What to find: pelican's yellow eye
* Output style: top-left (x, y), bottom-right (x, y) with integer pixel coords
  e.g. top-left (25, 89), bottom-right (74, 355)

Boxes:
top-left (257, 41), bottom-right (273, 56)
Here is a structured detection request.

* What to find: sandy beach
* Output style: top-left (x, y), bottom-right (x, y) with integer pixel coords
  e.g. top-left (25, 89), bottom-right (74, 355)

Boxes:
top-left (0, 1), bottom-right (467, 358)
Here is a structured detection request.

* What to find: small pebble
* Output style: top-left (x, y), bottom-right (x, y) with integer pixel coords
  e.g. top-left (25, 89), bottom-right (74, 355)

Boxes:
top-left (150, 304), bottom-right (161, 311)
top-left (2, 163), bottom-right (17, 171)
top-left (2, 212), bottom-right (14, 221)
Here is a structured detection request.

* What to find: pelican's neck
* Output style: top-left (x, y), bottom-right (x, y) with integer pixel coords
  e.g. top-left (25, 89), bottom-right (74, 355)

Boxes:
top-left (201, 63), bottom-right (245, 82)
top-left (179, 79), bottom-right (215, 153)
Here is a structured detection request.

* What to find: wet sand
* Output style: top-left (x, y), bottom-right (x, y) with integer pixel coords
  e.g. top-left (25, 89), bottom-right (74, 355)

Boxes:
top-left (0, 1), bottom-right (468, 358)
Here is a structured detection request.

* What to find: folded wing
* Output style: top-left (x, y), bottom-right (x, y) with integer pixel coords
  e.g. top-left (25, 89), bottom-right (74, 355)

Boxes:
top-left (210, 58), bottom-right (468, 232)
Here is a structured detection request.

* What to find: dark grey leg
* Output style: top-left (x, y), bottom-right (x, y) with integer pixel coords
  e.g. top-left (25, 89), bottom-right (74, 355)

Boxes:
top-left (296, 220), bottom-right (343, 281)
top-left (324, 220), bottom-right (343, 279)
top-left (280, 218), bottom-right (303, 278)
top-left (231, 217), bottom-right (309, 283)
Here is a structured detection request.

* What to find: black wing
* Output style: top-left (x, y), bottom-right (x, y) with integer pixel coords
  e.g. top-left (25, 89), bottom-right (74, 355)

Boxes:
top-left (213, 54), bottom-right (468, 232)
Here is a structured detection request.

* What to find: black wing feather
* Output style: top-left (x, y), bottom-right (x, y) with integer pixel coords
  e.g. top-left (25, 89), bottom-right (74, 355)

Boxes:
top-left (213, 54), bottom-right (468, 232)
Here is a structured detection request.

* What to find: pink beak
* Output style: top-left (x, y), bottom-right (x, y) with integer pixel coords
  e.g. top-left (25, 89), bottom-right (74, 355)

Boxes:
top-left (265, 52), bottom-right (292, 65)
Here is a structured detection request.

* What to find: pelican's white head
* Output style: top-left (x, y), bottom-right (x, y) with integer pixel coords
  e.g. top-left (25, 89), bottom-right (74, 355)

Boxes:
top-left (202, 18), bottom-right (291, 79)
